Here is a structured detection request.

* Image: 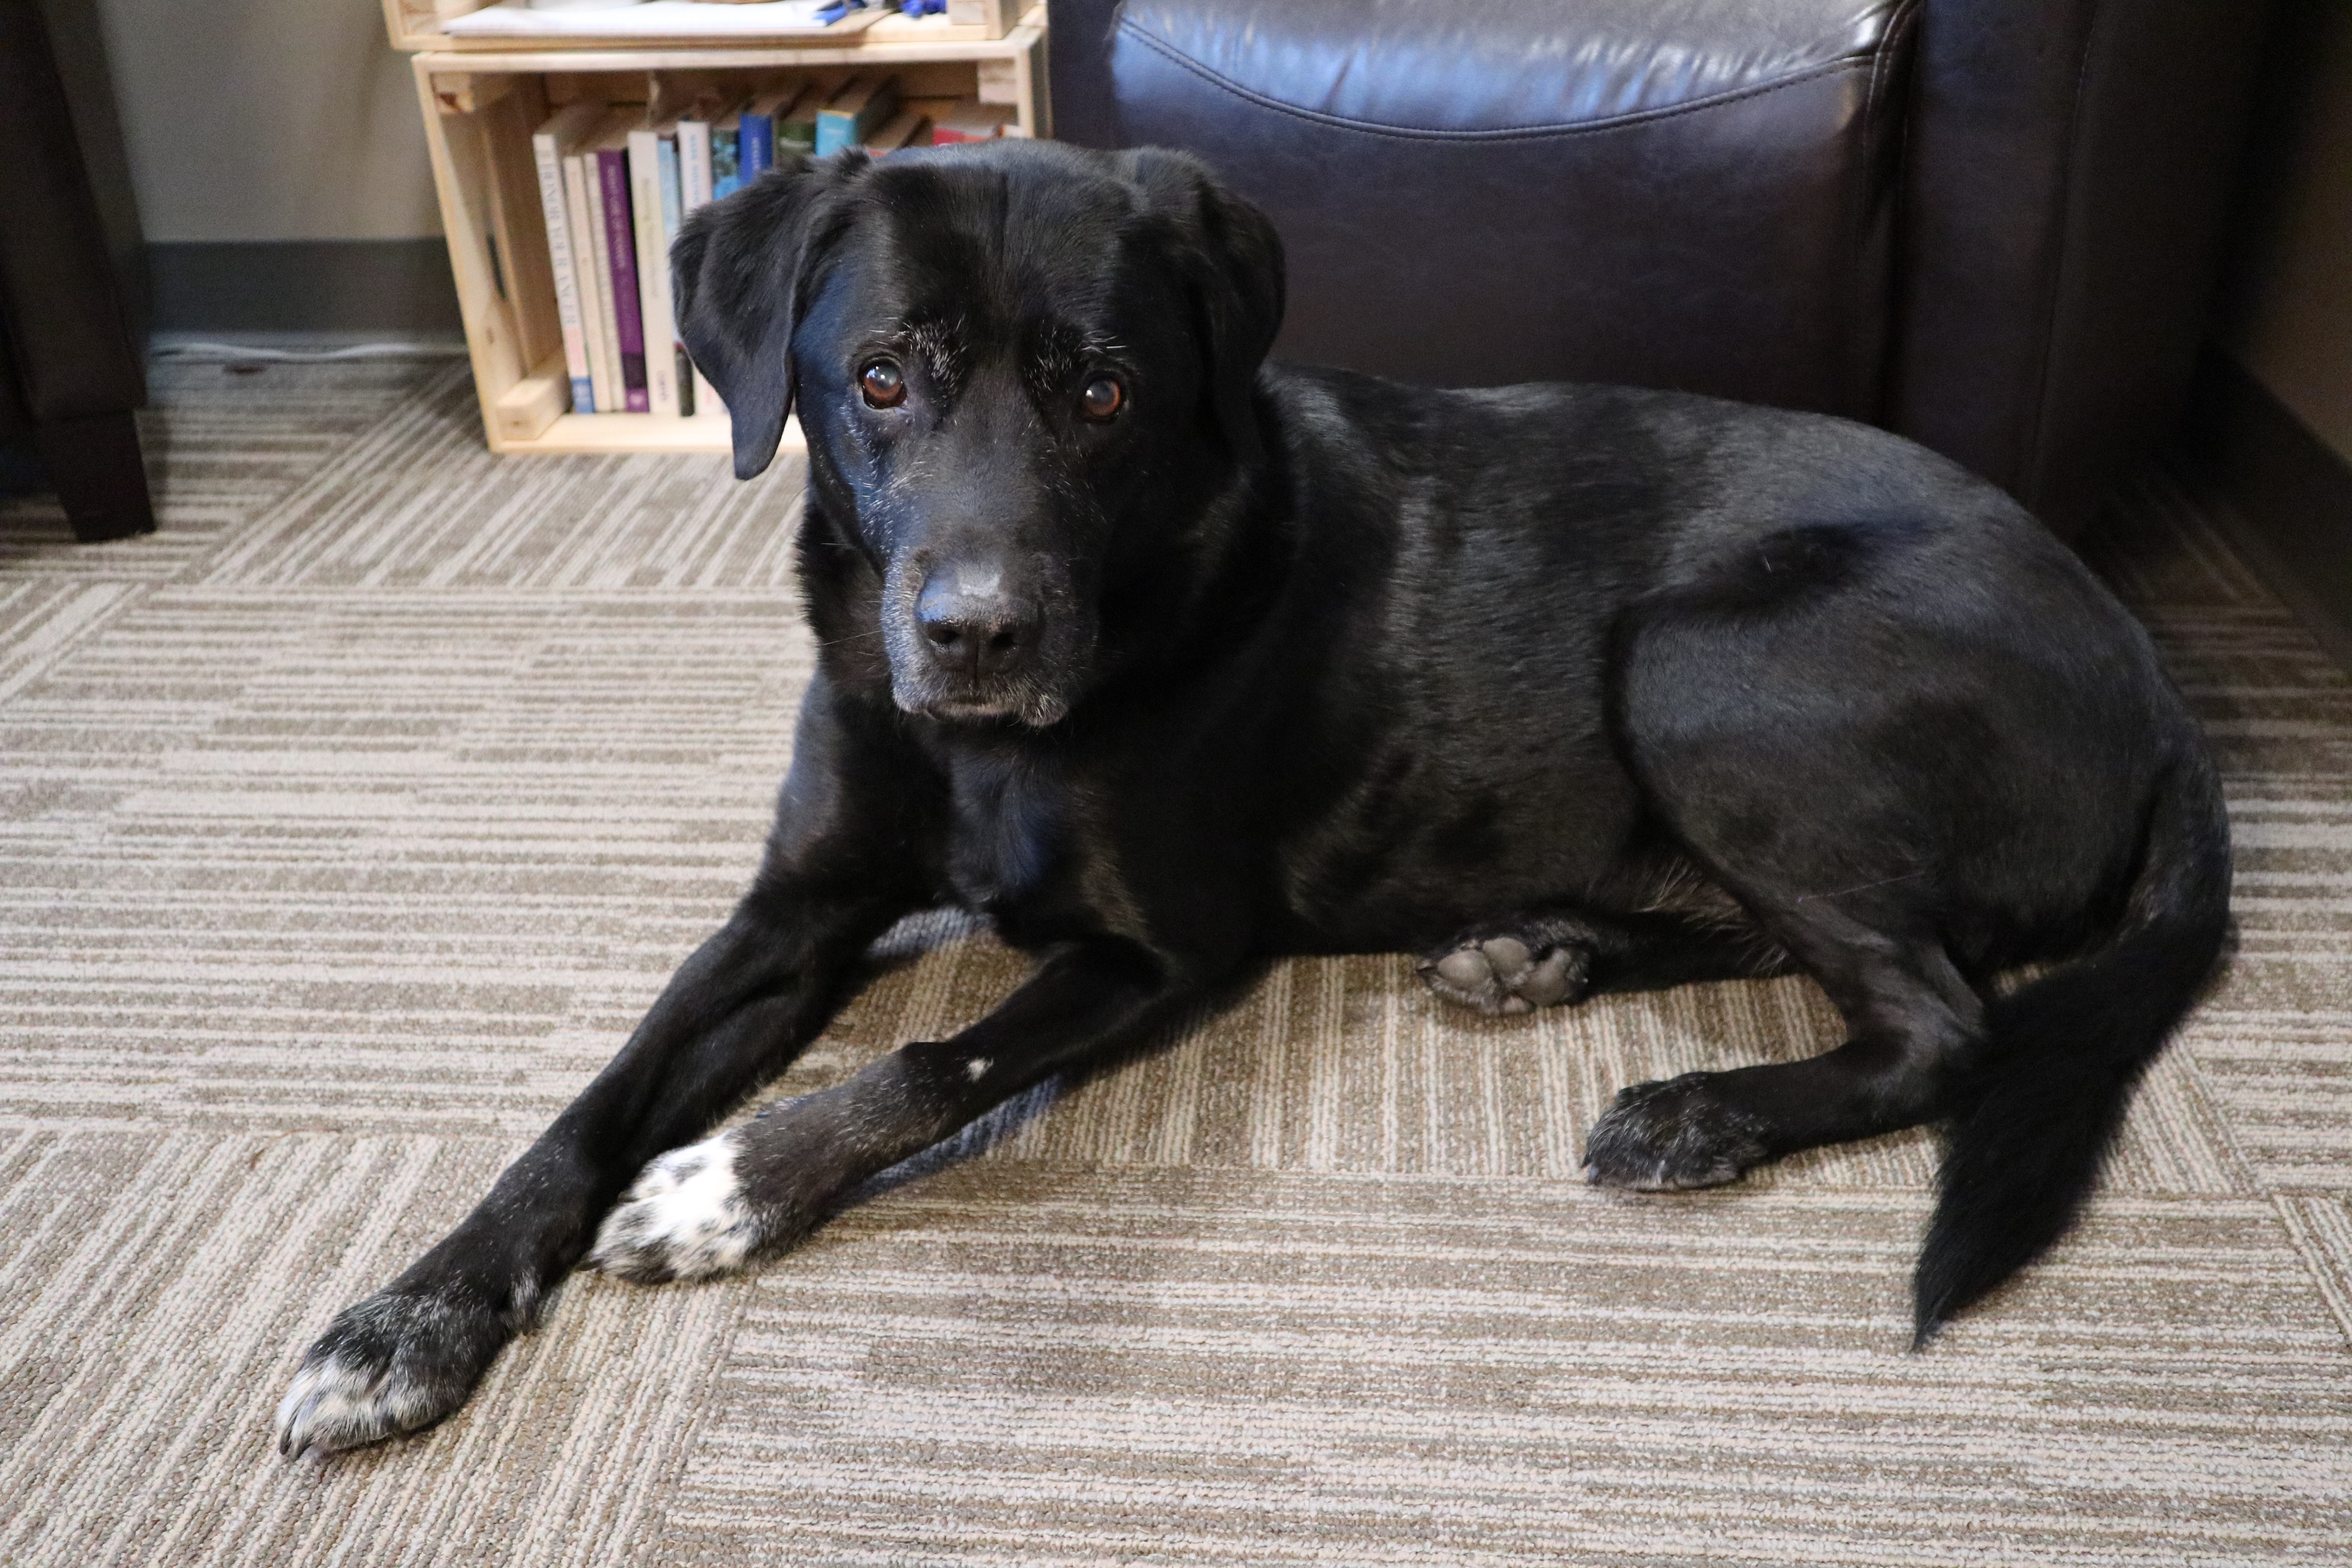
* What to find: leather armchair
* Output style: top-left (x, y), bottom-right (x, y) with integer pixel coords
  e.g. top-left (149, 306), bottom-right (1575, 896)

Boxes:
top-left (1049, 0), bottom-right (2268, 534)
top-left (0, 0), bottom-right (155, 543)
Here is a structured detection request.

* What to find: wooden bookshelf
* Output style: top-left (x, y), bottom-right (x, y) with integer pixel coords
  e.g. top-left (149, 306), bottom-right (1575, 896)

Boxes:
top-left (392, 0), bottom-right (1049, 456)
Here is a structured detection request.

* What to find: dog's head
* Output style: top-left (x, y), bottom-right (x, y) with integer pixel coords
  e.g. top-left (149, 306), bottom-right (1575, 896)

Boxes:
top-left (673, 140), bottom-right (1285, 727)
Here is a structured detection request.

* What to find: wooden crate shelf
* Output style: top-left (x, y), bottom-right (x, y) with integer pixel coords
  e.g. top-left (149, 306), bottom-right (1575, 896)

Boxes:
top-left (395, 3), bottom-right (1049, 456)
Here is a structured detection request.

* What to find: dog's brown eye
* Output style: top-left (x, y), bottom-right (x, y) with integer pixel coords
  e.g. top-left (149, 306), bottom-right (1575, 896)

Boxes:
top-left (860, 360), bottom-right (906, 409)
top-left (1079, 375), bottom-right (1124, 421)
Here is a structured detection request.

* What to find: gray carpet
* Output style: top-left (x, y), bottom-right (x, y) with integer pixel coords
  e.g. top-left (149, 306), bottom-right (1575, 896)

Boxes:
top-left (2, 358), bottom-right (2348, 1566)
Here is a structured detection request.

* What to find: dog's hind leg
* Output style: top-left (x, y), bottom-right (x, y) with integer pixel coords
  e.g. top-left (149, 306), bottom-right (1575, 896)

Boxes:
top-left (1581, 531), bottom-right (2018, 1191)
top-left (1581, 894), bottom-right (1983, 1189)
top-left (589, 938), bottom-right (1195, 1281)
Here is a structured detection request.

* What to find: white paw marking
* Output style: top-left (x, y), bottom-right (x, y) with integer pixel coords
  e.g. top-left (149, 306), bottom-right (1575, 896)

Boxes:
top-left (275, 1341), bottom-right (438, 1459)
top-left (965, 1056), bottom-right (992, 1081)
top-left (590, 1131), bottom-right (759, 1281)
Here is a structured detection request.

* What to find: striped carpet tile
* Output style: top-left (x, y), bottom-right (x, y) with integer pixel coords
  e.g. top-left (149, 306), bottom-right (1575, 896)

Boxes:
top-left (672, 1166), bottom-right (2352, 1568)
top-left (0, 361), bottom-right (459, 583)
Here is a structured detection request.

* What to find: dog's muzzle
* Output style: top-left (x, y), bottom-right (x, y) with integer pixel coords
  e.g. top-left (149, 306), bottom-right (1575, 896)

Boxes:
top-left (916, 577), bottom-right (1042, 687)
top-left (885, 561), bottom-right (1082, 727)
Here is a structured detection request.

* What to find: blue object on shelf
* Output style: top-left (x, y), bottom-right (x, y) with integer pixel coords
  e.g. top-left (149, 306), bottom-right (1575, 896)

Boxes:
top-left (900, 0), bottom-right (945, 15)
top-left (815, 0), bottom-right (867, 22)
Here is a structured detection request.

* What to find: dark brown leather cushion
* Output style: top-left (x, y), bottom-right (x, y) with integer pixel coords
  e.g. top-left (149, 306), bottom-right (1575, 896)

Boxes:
top-left (1058, 0), bottom-right (1920, 417)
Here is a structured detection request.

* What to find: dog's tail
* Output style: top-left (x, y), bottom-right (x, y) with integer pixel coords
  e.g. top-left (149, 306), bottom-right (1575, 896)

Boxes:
top-left (1912, 746), bottom-right (2231, 1346)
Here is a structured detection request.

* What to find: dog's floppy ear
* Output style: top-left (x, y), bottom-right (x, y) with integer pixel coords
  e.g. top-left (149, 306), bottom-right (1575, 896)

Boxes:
top-left (1127, 150), bottom-right (1286, 469)
top-left (673, 153), bottom-right (859, 480)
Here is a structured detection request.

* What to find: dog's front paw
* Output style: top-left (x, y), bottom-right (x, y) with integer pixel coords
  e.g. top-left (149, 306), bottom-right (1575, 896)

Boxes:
top-left (276, 1284), bottom-right (512, 1459)
top-left (1583, 1072), bottom-right (1771, 1191)
top-left (1419, 930), bottom-right (1593, 1016)
top-left (591, 1131), bottom-right (764, 1284)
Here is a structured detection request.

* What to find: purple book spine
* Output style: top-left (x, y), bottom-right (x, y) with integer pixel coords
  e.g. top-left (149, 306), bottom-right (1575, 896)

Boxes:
top-left (598, 149), bottom-right (650, 412)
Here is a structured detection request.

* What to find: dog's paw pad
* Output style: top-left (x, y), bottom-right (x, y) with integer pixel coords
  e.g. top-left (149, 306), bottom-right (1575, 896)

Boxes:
top-left (275, 1287), bottom-right (506, 1460)
top-left (1419, 931), bottom-right (1589, 1015)
top-left (1582, 1073), bottom-right (1771, 1191)
top-left (591, 1132), bottom-right (762, 1284)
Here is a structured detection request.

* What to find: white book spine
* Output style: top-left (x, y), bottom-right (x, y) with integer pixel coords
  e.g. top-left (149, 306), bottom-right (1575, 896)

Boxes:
top-left (656, 136), bottom-right (693, 418)
top-left (677, 118), bottom-right (713, 210)
top-left (627, 127), bottom-right (679, 418)
top-left (530, 122), bottom-right (593, 413)
top-left (562, 151), bottom-right (617, 415)
top-left (673, 118), bottom-right (722, 417)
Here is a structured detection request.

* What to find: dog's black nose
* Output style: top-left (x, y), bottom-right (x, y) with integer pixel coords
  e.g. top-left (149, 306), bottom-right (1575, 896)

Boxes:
top-left (916, 579), bottom-right (1040, 681)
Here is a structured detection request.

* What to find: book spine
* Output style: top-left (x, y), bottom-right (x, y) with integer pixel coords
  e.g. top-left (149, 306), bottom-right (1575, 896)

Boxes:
top-left (531, 129), bottom-right (593, 412)
top-left (677, 118), bottom-right (713, 209)
top-left (673, 120), bottom-right (721, 414)
top-left (780, 91), bottom-right (821, 152)
top-left (931, 100), bottom-right (1014, 145)
top-left (740, 113), bottom-right (774, 181)
top-left (813, 107), bottom-right (849, 158)
top-left (628, 129), bottom-right (679, 417)
top-left (817, 81), bottom-right (897, 157)
top-left (657, 136), bottom-right (695, 418)
top-left (713, 125), bottom-right (740, 198)
top-left (579, 154), bottom-right (624, 416)
top-left (563, 152), bottom-right (616, 415)
top-left (598, 148), bottom-right (650, 414)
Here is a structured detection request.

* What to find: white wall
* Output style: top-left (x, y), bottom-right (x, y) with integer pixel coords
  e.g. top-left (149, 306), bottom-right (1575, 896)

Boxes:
top-left (96, 0), bottom-right (441, 242)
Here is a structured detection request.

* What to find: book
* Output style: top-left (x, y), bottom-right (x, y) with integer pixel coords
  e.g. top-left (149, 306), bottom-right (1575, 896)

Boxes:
top-left (779, 85), bottom-right (825, 151)
top-left (562, 145), bottom-right (619, 414)
top-left (578, 140), bottom-right (626, 416)
top-left (530, 102), bottom-right (604, 412)
top-left (676, 109), bottom-right (715, 209)
top-left (657, 132), bottom-right (695, 417)
top-left (762, 71), bottom-right (845, 155)
top-left (712, 109), bottom-right (744, 197)
top-left (673, 118), bottom-right (715, 421)
top-left (627, 122), bottom-right (681, 417)
top-left (672, 101), bottom-right (724, 417)
top-left (594, 132), bottom-right (651, 413)
top-left (677, 88), bottom-right (746, 201)
top-left (816, 74), bottom-right (898, 156)
top-left (930, 100), bottom-right (1015, 144)
top-left (864, 109), bottom-right (929, 156)
top-left (739, 82), bottom-right (802, 181)
top-left (738, 108), bottom-right (772, 184)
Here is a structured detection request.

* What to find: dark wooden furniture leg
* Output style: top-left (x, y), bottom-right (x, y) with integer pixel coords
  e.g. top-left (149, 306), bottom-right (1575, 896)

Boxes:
top-left (35, 410), bottom-right (154, 542)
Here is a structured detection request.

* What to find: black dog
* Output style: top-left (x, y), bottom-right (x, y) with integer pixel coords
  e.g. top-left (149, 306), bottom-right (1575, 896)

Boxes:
top-left (277, 140), bottom-right (2229, 1457)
